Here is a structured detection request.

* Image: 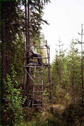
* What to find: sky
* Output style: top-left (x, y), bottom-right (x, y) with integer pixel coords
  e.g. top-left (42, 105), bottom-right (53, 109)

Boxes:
top-left (41, 0), bottom-right (84, 63)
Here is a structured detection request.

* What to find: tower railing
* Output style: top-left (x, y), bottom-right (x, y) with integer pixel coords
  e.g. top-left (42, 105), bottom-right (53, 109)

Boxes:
top-left (24, 42), bottom-right (52, 108)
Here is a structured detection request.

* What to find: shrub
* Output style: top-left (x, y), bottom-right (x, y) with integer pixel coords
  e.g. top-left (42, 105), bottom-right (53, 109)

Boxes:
top-left (3, 65), bottom-right (24, 126)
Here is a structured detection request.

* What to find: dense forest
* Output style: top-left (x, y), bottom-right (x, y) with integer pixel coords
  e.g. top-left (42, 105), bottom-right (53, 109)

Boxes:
top-left (0, 0), bottom-right (84, 126)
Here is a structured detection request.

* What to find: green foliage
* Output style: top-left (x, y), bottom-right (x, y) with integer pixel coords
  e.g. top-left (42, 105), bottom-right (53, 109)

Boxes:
top-left (13, 36), bottom-right (24, 78)
top-left (3, 65), bottom-right (24, 125)
top-left (29, 0), bottom-right (50, 41)
top-left (51, 41), bottom-right (82, 105)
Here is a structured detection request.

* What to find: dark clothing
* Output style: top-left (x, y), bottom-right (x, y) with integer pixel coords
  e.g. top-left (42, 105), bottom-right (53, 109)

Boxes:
top-left (28, 45), bottom-right (43, 65)
top-left (32, 53), bottom-right (42, 65)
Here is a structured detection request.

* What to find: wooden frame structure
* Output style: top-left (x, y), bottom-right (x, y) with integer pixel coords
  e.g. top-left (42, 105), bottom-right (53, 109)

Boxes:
top-left (24, 0), bottom-right (52, 107)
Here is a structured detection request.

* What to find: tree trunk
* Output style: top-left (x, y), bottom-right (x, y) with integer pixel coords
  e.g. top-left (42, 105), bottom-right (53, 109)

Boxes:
top-left (1, 1), bottom-right (16, 125)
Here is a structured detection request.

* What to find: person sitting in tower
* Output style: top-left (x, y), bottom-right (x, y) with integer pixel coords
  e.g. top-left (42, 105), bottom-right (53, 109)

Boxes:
top-left (30, 41), bottom-right (43, 65)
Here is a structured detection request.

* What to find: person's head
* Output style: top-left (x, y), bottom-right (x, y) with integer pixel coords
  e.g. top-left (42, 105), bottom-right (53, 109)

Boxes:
top-left (33, 41), bottom-right (37, 47)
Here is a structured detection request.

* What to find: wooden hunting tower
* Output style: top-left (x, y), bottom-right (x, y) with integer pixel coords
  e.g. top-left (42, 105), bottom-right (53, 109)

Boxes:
top-left (24, 0), bottom-right (52, 107)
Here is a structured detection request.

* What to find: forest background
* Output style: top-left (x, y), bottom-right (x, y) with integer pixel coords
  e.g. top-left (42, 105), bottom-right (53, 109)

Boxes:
top-left (0, 0), bottom-right (84, 126)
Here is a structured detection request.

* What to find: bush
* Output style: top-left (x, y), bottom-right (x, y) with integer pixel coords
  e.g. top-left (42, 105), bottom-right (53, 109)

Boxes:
top-left (3, 65), bottom-right (24, 126)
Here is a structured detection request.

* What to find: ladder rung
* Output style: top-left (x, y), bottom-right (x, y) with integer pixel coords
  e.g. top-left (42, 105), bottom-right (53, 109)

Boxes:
top-left (33, 91), bottom-right (43, 93)
top-left (26, 65), bottom-right (42, 67)
top-left (32, 104), bottom-right (42, 106)
top-left (28, 96), bottom-right (43, 99)
top-left (26, 63), bottom-right (50, 67)
top-left (29, 84), bottom-right (43, 86)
